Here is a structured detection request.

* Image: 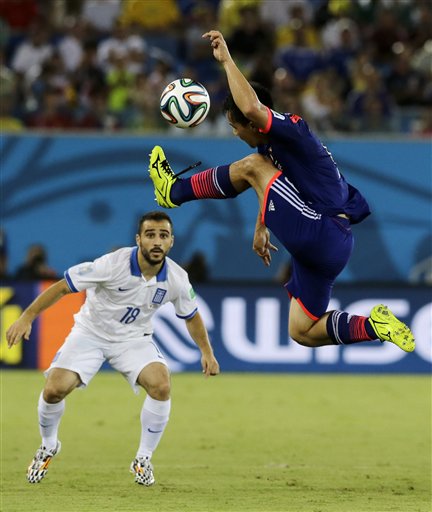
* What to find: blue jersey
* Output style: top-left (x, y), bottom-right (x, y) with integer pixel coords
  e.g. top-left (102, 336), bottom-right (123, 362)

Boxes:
top-left (258, 108), bottom-right (370, 224)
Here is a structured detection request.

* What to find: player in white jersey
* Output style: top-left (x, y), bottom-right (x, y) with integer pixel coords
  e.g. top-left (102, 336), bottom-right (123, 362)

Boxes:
top-left (6, 211), bottom-right (220, 486)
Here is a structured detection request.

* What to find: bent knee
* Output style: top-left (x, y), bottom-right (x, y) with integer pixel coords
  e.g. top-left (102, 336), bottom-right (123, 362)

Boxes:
top-left (43, 385), bottom-right (69, 403)
top-left (147, 381), bottom-right (171, 401)
top-left (289, 327), bottom-right (314, 347)
top-left (232, 153), bottom-right (268, 177)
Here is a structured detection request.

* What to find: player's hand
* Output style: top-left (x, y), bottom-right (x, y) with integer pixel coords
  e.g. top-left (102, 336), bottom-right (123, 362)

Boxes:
top-left (202, 30), bottom-right (231, 64)
top-left (201, 354), bottom-right (220, 378)
top-left (6, 318), bottom-right (32, 348)
top-left (253, 226), bottom-right (278, 266)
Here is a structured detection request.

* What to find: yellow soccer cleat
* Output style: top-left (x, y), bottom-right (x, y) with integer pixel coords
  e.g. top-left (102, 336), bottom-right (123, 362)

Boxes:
top-left (148, 145), bottom-right (179, 208)
top-left (368, 304), bottom-right (415, 352)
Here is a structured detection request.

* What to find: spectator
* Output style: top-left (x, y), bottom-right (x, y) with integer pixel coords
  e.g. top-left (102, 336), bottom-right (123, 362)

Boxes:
top-left (57, 18), bottom-right (86, 73)
top-left (321, 15), bottom-right (360, 52)
top-left (386, 47), bottom-right (426, 107)
top-left (73, 90), bottom-right (109, 130)
top-left (276, 25), bottom-right (324, 83)
top-left (0, 0), bottom-right (39, 32)
top-left (27, 86), bottom-right (72, 129)
top-left (368, 8), bottom-right (408, 67)
top-left (218, 0), bottom-right (261, 37)
top-left (275, 1), bottom-right (320, 51)
top-left (127, 72), bottom-right (163, 130)
top-left (96, 20), bottom-right (146, 74)
top-left (81, 0), bottom-right (121, 34)
top-left (300, 71), bottom-right (345, 132)
top-left (72, 41), bottom-right (106, 106)
top-left (182, 2), bottom-right (220, 85)
top-left (0, 49), bottom-right (24, 131)
top-left (106, 54), bottom-right (134, 125)
top-left (15, 244), bottom-right (58, 281)
top-left (11, 25), bottom-right (53, 83)
top-left (260, 0), bottom-right (314, 31)
top-left (228, 5), bottom-right (275, 73)
top-left (408, 0), bottom-right (432, 50)
top-left (120, 0), bottom-right (181, 31)
top-left (348, 65), bottom-right (394, 133)
top-left (183, 252), bottom-right (210, 283)
top-left (1, 0), bottom-right (430, 135)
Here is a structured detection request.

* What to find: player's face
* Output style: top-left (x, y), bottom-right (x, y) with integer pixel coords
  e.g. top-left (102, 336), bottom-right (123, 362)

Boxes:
top-left (136, 220), bottom-right (173, 266)
top-left (227, 112), bottom-right (262, 148)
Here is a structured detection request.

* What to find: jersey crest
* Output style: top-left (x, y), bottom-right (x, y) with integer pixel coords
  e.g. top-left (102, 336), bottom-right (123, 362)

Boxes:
top-left (152, 288), bottom-right (167, 304)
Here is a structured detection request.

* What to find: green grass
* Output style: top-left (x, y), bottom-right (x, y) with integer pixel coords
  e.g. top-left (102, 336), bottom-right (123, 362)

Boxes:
top-left (1, 371), bottom-right (430, 512)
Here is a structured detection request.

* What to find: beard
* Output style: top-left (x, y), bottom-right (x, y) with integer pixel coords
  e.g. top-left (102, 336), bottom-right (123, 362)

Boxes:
top-left (140, 248), bottom-right (166, 266)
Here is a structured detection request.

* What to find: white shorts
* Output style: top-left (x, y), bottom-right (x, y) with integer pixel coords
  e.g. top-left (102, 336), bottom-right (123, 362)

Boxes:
top-left (45, 325), bottom-right (168, 394)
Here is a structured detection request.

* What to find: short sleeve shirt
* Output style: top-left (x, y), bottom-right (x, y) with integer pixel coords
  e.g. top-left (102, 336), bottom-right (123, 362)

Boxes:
top-left (258, 108), bottom-right (370, 223)
top-left (64, 247), bottom-right (197, 342)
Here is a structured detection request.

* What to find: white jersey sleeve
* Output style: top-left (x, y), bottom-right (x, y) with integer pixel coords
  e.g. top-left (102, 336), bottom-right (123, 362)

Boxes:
top-left (168, 267), bottom-right (198, 319)
top-left (64, 253), bottom-right (114, 292)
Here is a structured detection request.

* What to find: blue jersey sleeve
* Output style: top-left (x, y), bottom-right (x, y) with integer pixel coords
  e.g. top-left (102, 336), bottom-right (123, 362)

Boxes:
top-left (260, 107), bottom-right (310, 142)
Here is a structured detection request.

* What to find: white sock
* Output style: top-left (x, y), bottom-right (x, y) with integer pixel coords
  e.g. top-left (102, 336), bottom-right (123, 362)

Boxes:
top-left (38, 392), bottom-right (65, 451)
top-left (137, 395), bottom-right (171, 460)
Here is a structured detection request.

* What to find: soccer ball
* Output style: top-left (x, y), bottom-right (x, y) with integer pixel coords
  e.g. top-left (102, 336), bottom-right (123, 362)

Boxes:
top-left (160, 78), bottom-right (210, 129)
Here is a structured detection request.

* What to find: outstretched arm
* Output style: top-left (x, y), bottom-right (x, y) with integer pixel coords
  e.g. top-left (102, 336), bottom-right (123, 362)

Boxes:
top-left (6, 279), bottom-right (72, 347)
top-left (202, 30), bottom-right (268, 129)
top-left (185, 312), bottom-right (220, 377)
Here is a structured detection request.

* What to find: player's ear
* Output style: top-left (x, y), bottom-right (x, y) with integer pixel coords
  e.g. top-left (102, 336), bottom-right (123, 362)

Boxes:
top-left (135, 234), bottom-right (140, 246)
top-left (170, 235), bottom-right (174, 248)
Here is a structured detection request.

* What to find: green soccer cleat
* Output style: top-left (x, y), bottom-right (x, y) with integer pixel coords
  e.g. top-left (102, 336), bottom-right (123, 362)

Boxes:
top-left (27, 441), bottom-right (61, 483)
top-left (368, 304), bottom-right (415, 352)
top-left (148, 145), bottom-right (179, 208)
top-left (130, 457), bottom-right (155, 486)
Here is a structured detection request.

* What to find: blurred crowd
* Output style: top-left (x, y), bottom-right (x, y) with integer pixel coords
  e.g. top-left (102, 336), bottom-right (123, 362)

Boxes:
top-left (0, 0), bottom-right (431, 135)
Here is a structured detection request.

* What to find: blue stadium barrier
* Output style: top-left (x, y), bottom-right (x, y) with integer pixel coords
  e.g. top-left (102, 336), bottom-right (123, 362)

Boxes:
top-left (1, 134), bottom-right (431, 283)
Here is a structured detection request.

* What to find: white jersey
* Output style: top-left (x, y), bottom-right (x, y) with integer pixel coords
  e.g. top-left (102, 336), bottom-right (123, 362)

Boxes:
top-left (64, 247), bottom-right (197, 342)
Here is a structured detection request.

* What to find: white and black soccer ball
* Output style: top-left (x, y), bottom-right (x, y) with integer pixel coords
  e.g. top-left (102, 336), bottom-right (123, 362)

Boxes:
top-left (160, 78), bottom-right (210, 129)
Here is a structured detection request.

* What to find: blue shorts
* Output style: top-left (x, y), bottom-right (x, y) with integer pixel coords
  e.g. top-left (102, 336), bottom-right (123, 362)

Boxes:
top-left (262, 172), bottom-right (354, 319)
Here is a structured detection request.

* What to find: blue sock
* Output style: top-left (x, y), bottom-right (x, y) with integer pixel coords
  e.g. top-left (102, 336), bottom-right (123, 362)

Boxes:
top-left (326, 311), bottom-right (376, 344)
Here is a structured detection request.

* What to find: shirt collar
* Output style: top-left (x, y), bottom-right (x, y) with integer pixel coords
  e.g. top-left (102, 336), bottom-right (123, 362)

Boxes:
top-left (130, 247), bottom-right (141, 276)
top-left (130, 247), bottom-right (168, 281)
top-left (156, 260), bottom-right (167, 282)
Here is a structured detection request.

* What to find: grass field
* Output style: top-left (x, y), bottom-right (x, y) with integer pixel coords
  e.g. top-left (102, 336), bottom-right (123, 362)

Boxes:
top-left (1, 371), bottom-right (430, 512)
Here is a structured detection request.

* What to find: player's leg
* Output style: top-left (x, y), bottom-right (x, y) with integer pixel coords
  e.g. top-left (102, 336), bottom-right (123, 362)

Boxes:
top-left (136, 361), bottom-right (171, 459)
top-left (148, 146), bottom-right (274, 208)
top-left (262, 179), bottom-right (415, 352)
top-left (111, 339), bottom-right (171, 485)
top-left (286, 255), bottom-right (378, 348)
top-left (40, 368), bottom-right (80, 446)
top-left (289, 296), bottom-right (415, 352)
top-left (130, 362), bottom-right (171, 486)
top-left (28, 329), bottom-right (105, 483)
top-left (288, 297), bottom-right (375, 347)
top-left (28, 368), bottom-right (81, 483)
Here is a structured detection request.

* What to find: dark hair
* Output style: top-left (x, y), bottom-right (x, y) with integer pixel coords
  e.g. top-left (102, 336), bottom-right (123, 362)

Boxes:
top-left (137, 211), bottom-right (173, 233)
top-left (223, 82), bottom-right (274, 126)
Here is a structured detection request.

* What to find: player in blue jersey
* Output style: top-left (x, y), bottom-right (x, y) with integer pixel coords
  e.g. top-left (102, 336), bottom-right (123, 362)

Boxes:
top-left (148, 30), bottom-right (415, 354)
top-left (6, 211), bottom-right (220, 486)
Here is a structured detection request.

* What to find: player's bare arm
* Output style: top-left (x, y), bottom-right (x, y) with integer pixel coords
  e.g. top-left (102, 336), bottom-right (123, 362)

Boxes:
top-left (253, 211), bottom-right (278, 267)
top-left (202, 30), bottom-right (268, 129)
top-left (6, 279), bottom-right (71, 347)
top-left (185, 312), bottom-right (220, 377)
